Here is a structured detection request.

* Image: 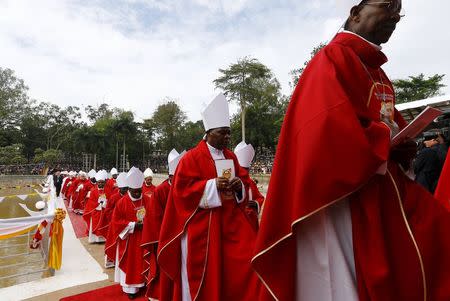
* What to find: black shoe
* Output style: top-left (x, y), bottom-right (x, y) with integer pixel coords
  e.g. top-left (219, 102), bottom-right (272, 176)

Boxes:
top-left (127, 293), bottom-right (137, 299)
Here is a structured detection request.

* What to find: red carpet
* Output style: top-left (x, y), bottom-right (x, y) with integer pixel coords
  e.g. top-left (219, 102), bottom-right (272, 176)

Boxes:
top-left (60, 284), bottom-right (146, 300)
top-left (64, 199), bottom-right (87, 238)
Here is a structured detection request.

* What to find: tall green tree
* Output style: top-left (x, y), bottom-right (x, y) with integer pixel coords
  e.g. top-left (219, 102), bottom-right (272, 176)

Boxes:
top-left (0, 68), bottom-right (31, 146)
top-left (392, 73), bottom-right (446, 104)
top-left (289, 42), bottom-right (326, 90)
top-left (143, 99), bottom-right (187, 152)
top-left (0, 68), bottom-right (30, 129)
top-left (0, 144), bottom-right (27, 164)
top-left (214, 57), bottom-right (277, 142)
top-left (178, 120), bottom-right (204, 150)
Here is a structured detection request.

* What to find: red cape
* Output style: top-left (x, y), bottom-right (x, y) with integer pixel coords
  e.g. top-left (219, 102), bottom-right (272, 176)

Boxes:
top-left (105, 193), bottom-right (149, 285)
top-left (72, 179), bottom-right (92, 211)
top-left (141, 179), bottom-right (171, 300)
top-left (142, 183), bottom-right (156, 198)
top-left (252, 32), bottom-right (450, 300)
top-left (435, 151), bottom-right (450, 209)
top-left (61, 177), bottom-right (72, 197)
top-left (66, 178), bottom-right (79, 203)
top-left (103, 191), bottom-right (126, 261)
top-left (82, 187), bottom-right (106, 237)
top-left (104, 178), bottom-right (117, 199)
top-left (240, 167), bottom-right (265, 231)
top-left (157, 140), bottom-right (260, 301)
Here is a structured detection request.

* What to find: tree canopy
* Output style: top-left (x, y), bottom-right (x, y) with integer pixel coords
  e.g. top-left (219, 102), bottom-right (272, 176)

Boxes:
top-left (392, 73), bottom-right (446, 104)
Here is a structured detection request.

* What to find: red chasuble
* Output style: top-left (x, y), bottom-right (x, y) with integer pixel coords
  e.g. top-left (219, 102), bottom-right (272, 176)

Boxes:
top-left (83, 187), bottom-right (106, 237)
top-left (252, 32), bottom-right (450, 301)
top-left (103, 192), bottom-right (124, 262)
top-left (105, 193), bottom-right (149, 285)
top-left (435, 151), bottom-right (450, 209)
top-left (72, 179), bottom-right (92, 211)
top-left (104, 178), bottom-right (117, 199)
top-left (61, 178), bottom-right (72, 198)
top-left (157, 140), bottom-right (260, 301)
top-left (66, 178), bottom-right (79, 201)
top-left (142, 183), bottom-right (156, 198)
top-left (239, 167), bottom-right (265, 231)
top-left (141, 179), bottom-right (171, 299)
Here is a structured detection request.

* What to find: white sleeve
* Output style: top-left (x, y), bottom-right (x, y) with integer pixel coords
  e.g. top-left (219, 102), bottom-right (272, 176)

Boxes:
top-left (119, 222), bottom-right (135, 240)
top-left (198, 179), bottom-right (222, 209)
top-left (235, 179), bottom-right (246, 204)
top-left (76, 184), bottom-right (84, 192)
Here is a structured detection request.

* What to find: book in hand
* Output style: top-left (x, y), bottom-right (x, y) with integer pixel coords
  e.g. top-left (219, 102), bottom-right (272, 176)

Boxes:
top-left (391, 106), bottom-right (443, 146)
top-left (215, 159), bottom-right (235, 180)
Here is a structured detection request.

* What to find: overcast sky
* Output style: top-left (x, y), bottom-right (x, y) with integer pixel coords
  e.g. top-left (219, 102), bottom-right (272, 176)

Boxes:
top-left (1, 0), bottom-right (449, 122)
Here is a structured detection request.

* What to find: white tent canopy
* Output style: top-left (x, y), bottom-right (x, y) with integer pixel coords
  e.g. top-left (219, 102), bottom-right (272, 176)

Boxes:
top-left (396, 95), bottom-right (450, 122)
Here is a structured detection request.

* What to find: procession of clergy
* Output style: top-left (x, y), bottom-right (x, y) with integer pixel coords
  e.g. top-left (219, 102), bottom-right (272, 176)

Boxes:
top-left (55, 94), bottom-right (265, 300)
top-left (49, 0), bottom-right (450, 300)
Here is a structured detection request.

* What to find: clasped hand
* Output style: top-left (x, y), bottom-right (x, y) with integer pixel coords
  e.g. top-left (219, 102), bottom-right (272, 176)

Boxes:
top-left (216, 177), bottom-right (242, 193)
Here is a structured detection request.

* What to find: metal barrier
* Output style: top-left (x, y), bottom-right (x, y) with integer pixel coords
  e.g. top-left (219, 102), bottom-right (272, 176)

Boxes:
top-left (0, 227), bottom-right (54, 287)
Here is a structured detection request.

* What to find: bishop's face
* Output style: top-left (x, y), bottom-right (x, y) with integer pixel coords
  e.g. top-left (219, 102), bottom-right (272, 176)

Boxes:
top-left (129, 188), bottom-right (142, 199)
top-left (350, 0), bottom-right (402, 45)
top-left (97, 180), bottom-right (106, 189)
top-left (206, 127), bottom-right (231, 150)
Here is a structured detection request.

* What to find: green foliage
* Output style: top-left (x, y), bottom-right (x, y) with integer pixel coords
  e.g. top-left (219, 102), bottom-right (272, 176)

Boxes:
top-left (214, 57), bottom-right (281, 141)
top-left (0, 144), bottom-right (27, 164)
top-left (289, 42), bottom-right (326, 90)
top-left (33, 148), bottom-right (63, 164)
top-left (392, 74), bottom-right (446, 104)
top-left (177, 121), bottom-right (204, 150)
top-left (0, 68), bottom-right (30, 130)
top-left (143, 99), bottom-right (187, 152)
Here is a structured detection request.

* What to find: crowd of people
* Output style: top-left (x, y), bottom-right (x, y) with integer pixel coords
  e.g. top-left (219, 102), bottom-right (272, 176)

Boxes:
top-left (25, 1), bottom-right (450, 300)
top-left (0, 163), bottom-right (46, 175)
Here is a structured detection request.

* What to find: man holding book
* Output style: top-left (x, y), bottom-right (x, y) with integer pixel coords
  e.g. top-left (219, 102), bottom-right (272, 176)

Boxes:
top-left (253, 1), bottom-right (450, 300)
top-left (157, 94), bottom-right (260, 301)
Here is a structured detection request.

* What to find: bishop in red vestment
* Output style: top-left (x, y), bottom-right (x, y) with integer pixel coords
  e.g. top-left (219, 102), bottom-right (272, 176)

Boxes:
top-left (83, 170), bottom-right (108, 243)
top-left (142, 149), bottom-right (185, 300)
top-left (252, 2), bottom-right (450, 300)
top-left (157, 94), bottom-right (260, 301)
top-left (234, 141), bottom-right (265, 230)
top-left (104, 167), bottom-right (119, 199)
top-left (103, 172), bottom-right (128, 268)
top-left (142, 168), bottom-right (156, 197)
top-left (105, 167), bottom-right (147, 298)
top-left (71, 173), bottom-right (91, 214)
top-left (61, 172), bottom-right (74, 200)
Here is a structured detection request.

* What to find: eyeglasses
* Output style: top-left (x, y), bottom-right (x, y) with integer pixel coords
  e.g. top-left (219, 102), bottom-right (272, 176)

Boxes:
top-left (362, 1), bottom-right (405, 17)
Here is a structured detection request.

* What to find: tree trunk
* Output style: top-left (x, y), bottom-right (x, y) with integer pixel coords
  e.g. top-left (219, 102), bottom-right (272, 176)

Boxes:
top-left (122, 139), bottom-right (126, 172)
top-left (115, 139), bottom-right (119, 169)
top-left (241, 104), bottom-right (246, 142)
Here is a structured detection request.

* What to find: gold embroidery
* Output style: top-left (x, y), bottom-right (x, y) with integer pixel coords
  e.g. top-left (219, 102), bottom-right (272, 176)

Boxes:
top-left (251, 183), bottom-right (365, 300)
top-left (387, 169), bottom-right (427, 301)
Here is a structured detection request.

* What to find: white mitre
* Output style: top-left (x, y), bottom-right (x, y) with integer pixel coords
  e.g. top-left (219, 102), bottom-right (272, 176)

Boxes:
top-left (95, 170), bottom-right (108, 181)
top-left (234, 141), bottom-right (255, 168)
top-left (201, 93), bottom-right (230, 131)
top-left (144, 168), bottom-right (154, 179)
top-left (168, 149), bottom-right (187, 175)
top-left (126, 167), bottom-right (144, 189)
top-left (88, 169), bottom-right (96, 178)
top-left (116, 172), bottom-right (128, 188)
